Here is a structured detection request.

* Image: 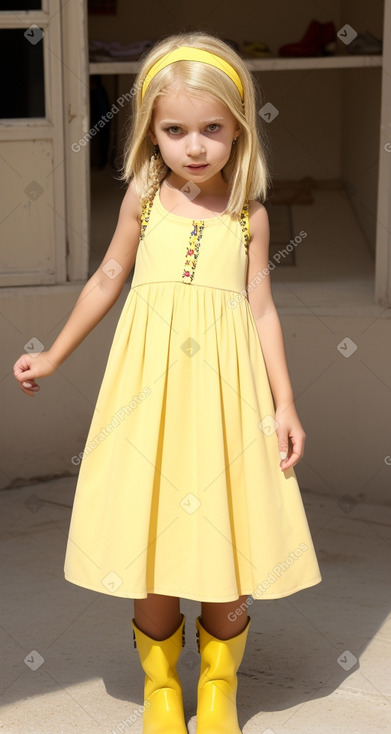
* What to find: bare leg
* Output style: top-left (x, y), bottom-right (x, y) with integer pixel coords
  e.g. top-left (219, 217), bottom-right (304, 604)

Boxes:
top-left (201, 595), bottom-right (249, 638)
top-left (134, 593), bottom-right (182, 639)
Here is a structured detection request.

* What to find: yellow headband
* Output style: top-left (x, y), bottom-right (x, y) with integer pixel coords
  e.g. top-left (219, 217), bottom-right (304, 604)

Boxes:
top-left (141, 46), bottom-right (244, 102)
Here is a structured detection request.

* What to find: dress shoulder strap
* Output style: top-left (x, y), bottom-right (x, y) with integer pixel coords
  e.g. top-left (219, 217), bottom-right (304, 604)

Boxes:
top-left (139, 197), bottom-right (153, 242)
top-left (239, 201), bottom-right (250, 254)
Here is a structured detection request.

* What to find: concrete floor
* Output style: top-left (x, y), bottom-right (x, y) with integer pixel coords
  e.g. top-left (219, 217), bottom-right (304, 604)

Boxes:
top-left (1, 478), bottom-right (390, 733)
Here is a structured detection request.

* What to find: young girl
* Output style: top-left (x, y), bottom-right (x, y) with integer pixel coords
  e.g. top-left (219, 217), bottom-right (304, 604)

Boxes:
top-left (13, 31), bottom-right (322, 734)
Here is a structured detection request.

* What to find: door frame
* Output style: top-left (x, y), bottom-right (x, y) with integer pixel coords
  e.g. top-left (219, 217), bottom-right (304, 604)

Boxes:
top-left (61, 0), bottom-right (90, 283)
top-left (0, 0), bottom-right (66, 285)
top-left (375, 0), bottom-right (391, 307)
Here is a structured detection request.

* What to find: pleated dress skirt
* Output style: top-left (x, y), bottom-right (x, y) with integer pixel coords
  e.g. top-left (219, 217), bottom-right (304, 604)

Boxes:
top-left (64, 186), bottom-right (322, 602)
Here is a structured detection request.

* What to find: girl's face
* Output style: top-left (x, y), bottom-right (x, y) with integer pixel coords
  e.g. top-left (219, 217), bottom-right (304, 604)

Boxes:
top-left (148, 86), bottom-right (241, 193)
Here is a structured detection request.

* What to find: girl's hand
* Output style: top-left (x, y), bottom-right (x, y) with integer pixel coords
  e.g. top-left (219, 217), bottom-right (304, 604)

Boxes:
top-left (13, 351), bottom-right (58, 397)
top-left (274, 404), bottom-right (306, 471)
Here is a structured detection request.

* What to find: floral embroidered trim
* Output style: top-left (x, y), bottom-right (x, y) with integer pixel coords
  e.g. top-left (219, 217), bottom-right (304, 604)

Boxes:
top-left (181, 221), bottom-right (205, 284)
top-left (239, 202), bottom-right (250, 254)
top-left (140, 197), bottom-right (250, 270)
top-left (139, 198), bottom-right (153, 242)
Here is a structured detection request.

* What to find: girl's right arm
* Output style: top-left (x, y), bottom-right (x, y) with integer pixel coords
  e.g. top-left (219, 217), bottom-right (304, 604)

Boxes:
top-left (13, 180), bottom-right (142, 397)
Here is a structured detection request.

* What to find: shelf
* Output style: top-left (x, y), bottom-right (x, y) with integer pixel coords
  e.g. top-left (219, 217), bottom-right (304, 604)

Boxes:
top-left (89, 54), bottom-right (383, 75)
top-left (243, 55), bottom-right (382, 71)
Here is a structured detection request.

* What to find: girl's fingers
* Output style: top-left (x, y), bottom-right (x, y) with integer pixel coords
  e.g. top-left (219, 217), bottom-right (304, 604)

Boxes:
top-left (15, 370), bottom-right (32, 383)
top-left (20, 380), bottom-right (40, 396)
top-left (278, 434), bottom-right (304, 470)
top-left (280, 453), bottom-right (297, 470)
top-left (14, 356), bottom-right (41, 396)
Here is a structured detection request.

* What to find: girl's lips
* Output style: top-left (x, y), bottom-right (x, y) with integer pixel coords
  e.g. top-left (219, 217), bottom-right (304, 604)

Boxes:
top-left (187, 164), bottom-right (208, 169)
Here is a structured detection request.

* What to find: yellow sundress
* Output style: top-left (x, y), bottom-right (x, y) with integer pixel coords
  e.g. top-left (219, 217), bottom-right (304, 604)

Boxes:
top-left (64, 185), bottom-right (322, 602)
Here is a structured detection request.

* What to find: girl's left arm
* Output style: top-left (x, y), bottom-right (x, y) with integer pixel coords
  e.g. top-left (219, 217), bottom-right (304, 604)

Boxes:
top-left (246, 201), bottom-right (306, 472)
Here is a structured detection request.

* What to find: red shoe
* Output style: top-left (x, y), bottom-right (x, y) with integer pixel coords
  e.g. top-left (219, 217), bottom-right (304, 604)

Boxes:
top-left (320, 21), bottom-right (337, 55)
top-left (279, 19), bottom-right (336, 57)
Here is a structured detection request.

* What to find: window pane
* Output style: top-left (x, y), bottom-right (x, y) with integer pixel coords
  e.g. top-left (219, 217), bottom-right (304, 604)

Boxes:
top-left (0, 28), bottom-right (45, 119)
top-left (1, 2), bottom-right (42, 9)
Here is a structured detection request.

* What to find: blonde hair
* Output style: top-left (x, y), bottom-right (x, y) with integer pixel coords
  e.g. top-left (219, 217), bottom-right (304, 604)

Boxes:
top-left (120, 31), bottom-right (272, 219)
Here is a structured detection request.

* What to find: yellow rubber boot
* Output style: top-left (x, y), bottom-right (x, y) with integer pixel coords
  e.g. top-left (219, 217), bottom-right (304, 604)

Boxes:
top-left (131, 613), bottom-right (188, 733)
top-left (195, 615), bottom-right (251, 734)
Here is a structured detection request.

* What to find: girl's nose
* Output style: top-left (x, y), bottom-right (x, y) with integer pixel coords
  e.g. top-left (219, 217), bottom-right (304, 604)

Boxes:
top-left (186, 134), bottom-right (205, 155)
